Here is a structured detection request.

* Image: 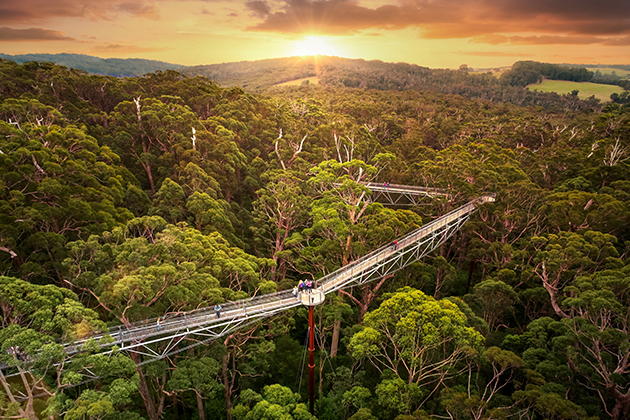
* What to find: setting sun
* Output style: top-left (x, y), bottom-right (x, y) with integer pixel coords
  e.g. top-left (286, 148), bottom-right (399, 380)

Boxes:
top-left (291, 36), bottom-right (339, 57)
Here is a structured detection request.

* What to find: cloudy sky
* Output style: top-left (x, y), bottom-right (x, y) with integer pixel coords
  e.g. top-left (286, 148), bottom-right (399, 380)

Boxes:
top-left (1, 0), bottom-right (629, 69)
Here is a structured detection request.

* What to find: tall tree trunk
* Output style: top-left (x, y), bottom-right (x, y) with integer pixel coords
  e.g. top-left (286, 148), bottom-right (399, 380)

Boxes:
top-left (157, 372), bottom-right (166, 417)
top-left (358, 275), bottom-right (392, 323)
top-left (142, 162), bottom-right (156, 195)
top-left (197, 392), bottom-right (206, 420)
top-left (610, 387), bottom-right (630, 420)
top-left (17, 367), bottom-right (38, 420)
top-left (130, 352), bottom-right (160, 420)
top-left (222, 353), bottom-right (233, 420)
top-left (332, 235), bottom-right (354, 358)
top-left (0, 369), bottom-right (31, 420)
top-left (330, 319), bottom-right (341, 358)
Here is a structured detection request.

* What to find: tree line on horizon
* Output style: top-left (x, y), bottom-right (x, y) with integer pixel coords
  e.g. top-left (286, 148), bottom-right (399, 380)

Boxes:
top-left (0, 58), bottom-right (629, 420)
top-left (4, 52), bottom-right (628, 107)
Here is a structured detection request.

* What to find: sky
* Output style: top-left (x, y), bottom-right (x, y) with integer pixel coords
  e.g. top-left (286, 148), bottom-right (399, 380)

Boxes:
top-left (0, 0), bottom-right (629, 69)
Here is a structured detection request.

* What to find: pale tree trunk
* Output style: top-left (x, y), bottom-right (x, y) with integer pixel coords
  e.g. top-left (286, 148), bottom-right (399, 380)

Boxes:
top-left (270, 230), bottom-right (285, 282)
top-left (359, 275), bottom-right (392, 322)
top-left (330, 318), bottom-right (341, 358)
top-left (331, 235), bottom-right (355, 357)
top-left (0, 369), bottom-right (34, 420)
top-left (130, 352), bottom-right (161, 420)
top-left (17, 367), bottom-right (38, 420)
top-left (535, 263), bottom-right (569, 319)
top-left (196, 392), bottom-right (206, 420)
top-left (341, 276), bottom-right (393, 324)
top-left (142, 161), bottom-right (156, 195)
top-left (611, 388), bottom-right (630, 420)
top-left (434, 264), bottom-right (446, 299)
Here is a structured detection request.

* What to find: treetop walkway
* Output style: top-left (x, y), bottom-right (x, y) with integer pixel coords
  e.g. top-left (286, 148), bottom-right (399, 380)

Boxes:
top-left (63, 191), bottom-right (495, 364)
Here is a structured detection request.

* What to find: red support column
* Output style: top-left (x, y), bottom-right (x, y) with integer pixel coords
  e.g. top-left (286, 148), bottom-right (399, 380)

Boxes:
top-left (308, 306), bottom-right (315, 415)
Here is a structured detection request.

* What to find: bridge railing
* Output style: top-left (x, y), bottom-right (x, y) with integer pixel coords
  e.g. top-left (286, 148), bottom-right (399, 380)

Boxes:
top-left (68, 288), bottom-right (301, 351)
top-left (364, 182), bottom-right (449, 195)
top-left (314, 195), bottom-right (493, 293)
top-left (67, 194), bottom-right (495, 352)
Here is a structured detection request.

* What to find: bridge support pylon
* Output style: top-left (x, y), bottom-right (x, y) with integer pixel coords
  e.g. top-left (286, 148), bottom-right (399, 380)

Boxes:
top-left (300, 288), bottom-right (324, 415)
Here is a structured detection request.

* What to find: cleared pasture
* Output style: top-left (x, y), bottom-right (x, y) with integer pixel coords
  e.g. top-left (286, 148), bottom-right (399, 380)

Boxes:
top-left (527, 80), bottom-right (623, 102)
top-left (275, 77), bottom-right (320, 86)
top-left (589, 67), bottom-right (630, 78)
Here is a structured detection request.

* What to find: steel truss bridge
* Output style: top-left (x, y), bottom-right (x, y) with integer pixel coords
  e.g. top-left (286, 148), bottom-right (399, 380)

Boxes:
top-left (333, 182), bottom-right (450, 206)
top-left (363, 182), bottom-right (450, 205)
top-left (61, 190), bottom-right (494, 364)
top-left (3, 185), bottom-right (494, 387)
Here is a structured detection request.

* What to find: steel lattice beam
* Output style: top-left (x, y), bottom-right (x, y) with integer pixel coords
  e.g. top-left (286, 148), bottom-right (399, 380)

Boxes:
top-left (63, 194), bottom-right (493, 363)
top-left (3, 191), bottom-right (494, 375)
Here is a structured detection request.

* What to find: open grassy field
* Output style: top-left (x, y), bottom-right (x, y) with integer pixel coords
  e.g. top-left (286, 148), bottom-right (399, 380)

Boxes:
top-left (527, 80), bottom-right (624, 102)
top-left (588, 67), bottom-right (630, 78)
top-left (275, 77), bottom-right (320, 86)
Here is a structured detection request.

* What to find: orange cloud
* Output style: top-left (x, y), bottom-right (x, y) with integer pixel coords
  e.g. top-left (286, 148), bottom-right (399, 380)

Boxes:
top-left (0, 0), bottom-right (159, 24)
top-left (244, 0), bottom-right (630, 44)
top-left (471, 34), bottom-right (627, 46)
top-left (92, 43), bottom-right (166, 53)
top-left (0, 27), bottom-right (76, 41)
top-left (603, 36), bottom-right (630, 46)
top-left (458, 50), bottom-right (534, 57)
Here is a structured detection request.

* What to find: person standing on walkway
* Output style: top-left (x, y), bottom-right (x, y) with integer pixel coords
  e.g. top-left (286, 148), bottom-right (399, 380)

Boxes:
top-left (214, 304), bottom-right (222, 318)
top-left (157, 317), bottom-right (162, 331)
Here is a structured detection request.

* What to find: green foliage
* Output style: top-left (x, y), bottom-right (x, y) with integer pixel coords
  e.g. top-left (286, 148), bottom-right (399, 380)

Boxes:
top-left (1, 58), bottom-right (630, 420)
top-left (63, 220), bottom-right (267, 322)
top-left (350, 287), bottom-right (484, 391)
top-left (233, 384), bottom-right (315, 420)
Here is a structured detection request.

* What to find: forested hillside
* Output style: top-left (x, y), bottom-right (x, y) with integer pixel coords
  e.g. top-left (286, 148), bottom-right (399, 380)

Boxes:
top-left (1, 57), bottom-right (629, 420)
top-left (182, 56), bottom-right (611, 110)
top-left (0, 53), bottom-right (185, 77)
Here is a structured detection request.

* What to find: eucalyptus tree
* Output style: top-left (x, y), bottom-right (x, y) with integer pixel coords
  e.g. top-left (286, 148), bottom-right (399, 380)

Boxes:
top-left (0, 101), bottom-right (135, 283)
top-left (531, 230), bottom-right (619, 318)
top-left (350, 287), bottom-right (484, 415)
top-left (231, 384), bottom-right (315, 420)
top-left (0, 276), bottom-right (136, 420)
top-left (560, 265), bottom-right (630, 420)
top-left (293, 147), bottom-right (411, 357)
top-left (167, 356), bottom-right (223, 420)
top-left (62, 217), bottom-right (273, 420)
top-left (438, 347), bottom-right (523, 420)
top-left (251, 169), bottom-right (311, 284)
top-left (108, 96), bottom-right (201, 194)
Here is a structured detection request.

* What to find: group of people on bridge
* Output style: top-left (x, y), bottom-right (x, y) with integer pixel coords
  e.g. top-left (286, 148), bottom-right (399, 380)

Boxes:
top-left (293, 280), bottom-right (315, 297)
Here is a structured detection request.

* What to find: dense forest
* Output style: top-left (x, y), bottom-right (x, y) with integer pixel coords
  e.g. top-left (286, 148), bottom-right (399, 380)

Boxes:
top-left (0, 53), bottom-right (185, 77)
top-left (0, 57), bottom-right (629, 420)
top-left (184, 57), bottom-right (624, 110)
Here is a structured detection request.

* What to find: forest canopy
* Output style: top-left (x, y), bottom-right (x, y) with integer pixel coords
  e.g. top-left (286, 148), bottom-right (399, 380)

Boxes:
top-left (0, 57), bottom-right (629, 420)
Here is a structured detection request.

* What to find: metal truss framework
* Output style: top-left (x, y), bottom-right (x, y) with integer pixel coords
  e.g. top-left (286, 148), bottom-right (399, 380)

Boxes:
top-left (4, 188), bottom-right (494, 381)
top-left (61, 193), bottom-right (494, 365)
top-left (363, 182), bottom-right (451, 205)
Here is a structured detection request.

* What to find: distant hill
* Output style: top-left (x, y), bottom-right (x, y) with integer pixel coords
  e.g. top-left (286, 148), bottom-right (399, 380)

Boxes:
top-left (0, 53), bottom-right (185, 77)
top-left (180, 56), bottom-right (331, 89)
top-left (1, 53), bottom-right (622, 109)
top-left (180, 56), bottom-right (604, 110)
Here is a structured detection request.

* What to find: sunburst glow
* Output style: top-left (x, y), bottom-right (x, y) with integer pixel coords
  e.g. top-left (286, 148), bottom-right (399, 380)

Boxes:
top-left (292, 36), bottom-right (339, 57)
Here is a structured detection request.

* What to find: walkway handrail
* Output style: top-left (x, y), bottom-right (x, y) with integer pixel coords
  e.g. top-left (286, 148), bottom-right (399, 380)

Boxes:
top-left (363, 182), bottom-right (450, 196)
top-left (65, 194), bottom-right (494, 354)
